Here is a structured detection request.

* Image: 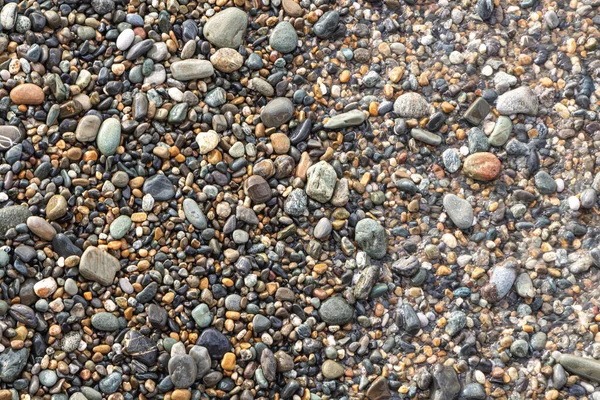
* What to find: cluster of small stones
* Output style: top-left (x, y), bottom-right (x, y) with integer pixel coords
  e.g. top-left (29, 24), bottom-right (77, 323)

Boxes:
top-left (0, 0), bottom-right (599, 399)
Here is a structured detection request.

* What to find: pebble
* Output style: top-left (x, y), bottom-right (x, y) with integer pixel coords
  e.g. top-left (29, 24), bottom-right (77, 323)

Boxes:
top-left (393, 92), bottom-right (430, 118)
top-left (96, 118), bottom-right (121, 156)
top-left (270, 21), bottom-right (298, 54)
top-left (324, 110), bottom-right (366, 129)
top-left (354, 218), bottom-right (387, 259)
top-left (210, 48), bottom-right (244, 73)
top-left (170, 60), bottom-right (214, 80)
top-left (202, 8), bottom-right (248, 49)
top-left (496, 86), bottom-right (539, 116)
top-left (443, 194), bottom-right (473, 230)
top-left (319, 297), bottom-right (353, 325)
top-left (261, 97), bottom-right (294, 128)
top-left (306, 161), bottom-right (337, 203)
top-left (79, 246), bottom-right (120, 286)
top-left (9, 84), bottom-right (44, 105)
top-left (462, 152), bottom-right (502, 181)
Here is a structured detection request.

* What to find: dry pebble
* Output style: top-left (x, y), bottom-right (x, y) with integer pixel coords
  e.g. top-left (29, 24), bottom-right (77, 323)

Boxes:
top-left (0, 0), bottom-right (599, 399)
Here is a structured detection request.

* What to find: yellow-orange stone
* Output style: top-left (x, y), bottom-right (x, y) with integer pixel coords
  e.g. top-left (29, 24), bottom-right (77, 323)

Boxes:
top-left (221, 352), bottom-right (236, 371)
top-left (10, 83), bottom-right (44, 105)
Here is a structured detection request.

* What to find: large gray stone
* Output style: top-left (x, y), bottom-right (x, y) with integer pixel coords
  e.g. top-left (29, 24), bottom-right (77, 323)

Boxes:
top-left (496, 86), bottom-right (539, 116)
top-left (319, 297), bottom-right (353, 325)
top-left (269, 21), bottom-right (298, 54)
top-left (79, 246), bottom-right (120, 286)
top-left (443, 194), bottom-right (473, 230)
top-left (306, 161), bottom-right (337, 203)
top-left (0, 205), bottom-right (31, 238)
top-left (202, 8), bottom-right (248, 49)
top-left (393, 92), bottom-right (429, 118)
top-left (355, 218), bottom-right (387, 259)
top-left (170, 60), bottom-right (214, 80)
top-left (260, 97), bottom-right (294, 128)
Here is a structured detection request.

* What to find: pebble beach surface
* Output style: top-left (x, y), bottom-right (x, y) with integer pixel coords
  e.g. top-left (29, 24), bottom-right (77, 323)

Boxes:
top-left (0, 0), bottom-right (599, 399)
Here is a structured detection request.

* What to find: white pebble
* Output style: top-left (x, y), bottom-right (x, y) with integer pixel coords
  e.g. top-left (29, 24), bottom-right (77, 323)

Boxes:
top-left (568, 196), bottom-right (580, 211)
top-left (555, 178), bottom-right (565, 192)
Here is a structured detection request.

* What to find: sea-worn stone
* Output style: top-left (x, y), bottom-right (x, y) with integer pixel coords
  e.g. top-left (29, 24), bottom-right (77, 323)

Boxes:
top-left (10, 84), bottom-right (44, 105)
top-left (110, 215), bottom-right (131, 239)
top-left (210, 48), bottom-right (244, 73)
top-left (464, 97), bottom-right (490, 125)
top-left (202, 8), bottom-right (248, 48)
top-left (443, 194), bottom-right (473, 230)
top-left (91, 312), bottom-right (119, 331)
top-left (0, 348), bottom-right (28, 383)
top-left (306, 161), bottom-right (337, 203)
top-left (319, 297), bottom-right (353, 325)
top-left (431, 364), bottom-right (460, 400)
top-left (324, 110), bottom-right (366, 129)
top-left (488, 116), bottom-right (512, 146)
top-left (393, 93), bottom-right (429, 118)
top-left (270, 21), bottom-right (298, 54)
top-left (76, 115), bottom-right (102, 142)
top-left (355, 218), bottom-right (387, 259)
top-left (26, 216), bottom-right (56, 241)
top-left (0, 126), bottom-right (22, 150)
top-left (554, 352), bottom-right (600, 382)
top-left (245, 175), bottom-right (272, 204)
top-left (96, 118), bottom-right (121, 156)
top-left (80, 246), bottom-right (121, 286)
top-left (143, 174), bottom-right (175, 201)
top-left (463, 152), bottom-right (501, 181)
top-left (170, 60), bottom-right (214, 80)
top-left (481, 258), bottom-right (518, 303)
top-left (169, 355), bottom-right (197, 388)
top-left (261, 97), bottom-right (294, 128)
top-left (183, 198), bottom-right (207, 230)
top-left (496, 86), bottom-right (539, 115)
top-left (0, 206), bottom-right (31, 238)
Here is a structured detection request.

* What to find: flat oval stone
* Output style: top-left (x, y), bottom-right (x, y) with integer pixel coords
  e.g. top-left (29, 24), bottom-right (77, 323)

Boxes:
top-left (96, 118), bottom-right (121, 156)
top-left (0, 125), bottom-right (22, 150)
top-left (26, 216), bottom-right (56, 241)
top-left (76, 115), bottom-right (102, 142)
top-left (109, 215), bottom-right (131, 239)
top-left (10, 83), bottom-right (44, 105)
top-left (183, 198), bottom-right (207, 230)
top-left (324, 110), bottom-right (366, 129)
top-left (462, 152), bottom-right (501, 181)
top-left (116, 28), bottom-right (135, 50)
top-left (171, 59), bottom-right (214, 80)
top-left (260, 97), bottom-right (294, 128)
top-left (126, 38), bottom-right (154, 60)
top-left (245, 175), bottom-right (272, 204)
top-left (91, 312), bottom-right (119, 331)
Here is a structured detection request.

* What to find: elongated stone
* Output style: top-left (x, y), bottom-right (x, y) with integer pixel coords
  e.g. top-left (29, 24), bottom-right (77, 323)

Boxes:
top-left (324, 110), bottom-right (366, 129)
top-left (554, 352), bottom-right (600, 382)
top-left (170, 60), bottom-right (214, 80)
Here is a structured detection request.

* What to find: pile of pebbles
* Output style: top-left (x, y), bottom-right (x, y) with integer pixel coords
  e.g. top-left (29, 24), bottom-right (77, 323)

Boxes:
top-left (0, 0), bottom-right (599, 399)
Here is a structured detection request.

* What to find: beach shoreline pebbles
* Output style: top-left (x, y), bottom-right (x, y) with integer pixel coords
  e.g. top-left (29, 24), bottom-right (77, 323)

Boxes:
top-left (0, 0), bottom-right (598, 399)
